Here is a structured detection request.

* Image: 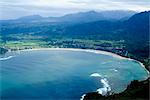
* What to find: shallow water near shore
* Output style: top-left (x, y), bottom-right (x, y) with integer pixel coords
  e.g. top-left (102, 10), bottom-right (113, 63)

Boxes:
top-left (0, 49), bottom-right (148, 99)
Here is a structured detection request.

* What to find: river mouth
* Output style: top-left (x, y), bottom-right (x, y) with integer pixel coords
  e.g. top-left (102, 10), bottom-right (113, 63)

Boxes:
top-left (0, 48), bottom-right (148, 99)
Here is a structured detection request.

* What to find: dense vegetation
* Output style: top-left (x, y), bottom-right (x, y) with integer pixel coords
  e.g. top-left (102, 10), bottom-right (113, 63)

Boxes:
top-left (84, 78), bottom-right (149, 100)
top-left (0, 10), bottom-right (149, 99)
top-left (1, 11), bottom-right (149, 68)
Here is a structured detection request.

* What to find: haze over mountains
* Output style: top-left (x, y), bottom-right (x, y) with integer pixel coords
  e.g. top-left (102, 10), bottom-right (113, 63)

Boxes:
top-left (0, 10), bottom-right (136, 24)
top-left (0, 10), bottom-right (149, 58)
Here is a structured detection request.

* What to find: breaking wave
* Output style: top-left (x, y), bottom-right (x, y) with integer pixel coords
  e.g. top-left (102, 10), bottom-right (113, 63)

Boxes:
top-left (0, 56), bottom-right (14, 61)
top-left (80, 94), bottom-right (86, 100)
top-left (90, 73), bottom-right (102, 77)
top-left (90, 73), bottom-right (111, 96)
top-left (97, 78), bottom-right (111, 95)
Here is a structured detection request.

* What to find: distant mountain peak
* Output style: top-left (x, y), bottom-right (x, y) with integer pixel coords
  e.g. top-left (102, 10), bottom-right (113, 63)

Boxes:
top-left (18, 15), bottom-right (43, 20)
top-left (0, 10), bottom-right (137, 23)
top-left (76, 10), bottom-right (98, 15)
top-left (87, 10), bottom-right (97, 13)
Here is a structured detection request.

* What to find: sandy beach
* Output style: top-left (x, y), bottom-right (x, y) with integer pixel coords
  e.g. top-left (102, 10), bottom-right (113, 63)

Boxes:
top-left (20, 48), bottom-right (126, 59)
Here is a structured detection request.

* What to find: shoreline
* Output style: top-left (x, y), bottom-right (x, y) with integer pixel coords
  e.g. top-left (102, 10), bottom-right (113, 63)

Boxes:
top-left (18, 47), bottom-right (149, 76)
top-left (19, 48), bottom-right (128, 59)
top-left (2, 47), bottom-right (149, 99)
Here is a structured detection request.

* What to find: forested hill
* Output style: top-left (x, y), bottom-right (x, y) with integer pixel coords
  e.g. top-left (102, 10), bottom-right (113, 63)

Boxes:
top-left (64, 11), bottom-right (149, 40)
top-left (0, 11), bottom-right (149, 60)
top-left (62, 11), bottom-right (149, 58)
top-left (123, 11), bottom-right (149, 58)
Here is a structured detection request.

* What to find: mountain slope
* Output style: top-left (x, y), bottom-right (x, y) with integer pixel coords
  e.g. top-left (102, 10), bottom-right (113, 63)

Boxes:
top-left (63, 11), bottom-right (149, 40)
top-left (16, 15), bottom-right (44, 22)
top-left (61, 11), bottom-right (149, 58)
top-left (124, 11), bottom-right (150, 58)
top-left (0, 10), bottom-right (136, 24)
top-left (0, 11), bottom-right (149, 58)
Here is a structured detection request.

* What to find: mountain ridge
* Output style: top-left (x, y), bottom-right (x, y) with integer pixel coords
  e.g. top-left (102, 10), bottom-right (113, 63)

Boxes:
top-left (0, 10), bottom-right (136, 24)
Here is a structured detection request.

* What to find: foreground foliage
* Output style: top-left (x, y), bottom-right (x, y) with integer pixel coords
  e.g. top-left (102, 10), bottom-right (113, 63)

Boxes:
top-left (84, 78), bottom-right (149, 100)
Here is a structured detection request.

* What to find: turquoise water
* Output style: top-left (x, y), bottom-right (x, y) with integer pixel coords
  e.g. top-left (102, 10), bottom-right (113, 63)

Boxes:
top-left (0, 49), bottom-right (148, 99)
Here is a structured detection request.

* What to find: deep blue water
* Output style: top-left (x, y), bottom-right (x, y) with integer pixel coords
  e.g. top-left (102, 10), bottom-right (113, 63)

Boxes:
top-left (0, 49), bottom-right (148, 99)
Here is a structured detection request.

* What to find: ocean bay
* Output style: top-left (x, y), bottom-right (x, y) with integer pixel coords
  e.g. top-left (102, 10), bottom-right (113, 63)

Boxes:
top-left (0, 48), bottom-right (148, 99)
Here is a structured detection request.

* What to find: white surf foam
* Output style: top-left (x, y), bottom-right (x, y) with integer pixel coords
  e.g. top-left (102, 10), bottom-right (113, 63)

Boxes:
top-left (97, 78), bottom-right (111, 95)
top-left (114, 69), bottom-right (118, 72)
top-left (90, 73), bottom-right (111, 96)
top-left (110, 69), bottom-right (118, 72)
top-left (0, 56), bottom-right (14, 61)
top-left (90, 73), bottom-right (102, 77)
top-left (80, 94), bottom-right (86, 100)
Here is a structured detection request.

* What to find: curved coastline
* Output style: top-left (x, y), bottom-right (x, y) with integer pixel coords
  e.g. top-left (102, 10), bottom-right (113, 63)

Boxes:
top-left (3, 47), bottom-right (149, 78)
top-left (2, 47), bottom-right (149, 99)
top-left (19, 48), bottom-right (149, 76)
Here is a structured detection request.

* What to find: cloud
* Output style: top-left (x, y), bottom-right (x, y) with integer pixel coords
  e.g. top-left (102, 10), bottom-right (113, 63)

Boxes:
top-left (0, 0), bottom-right (150, 19)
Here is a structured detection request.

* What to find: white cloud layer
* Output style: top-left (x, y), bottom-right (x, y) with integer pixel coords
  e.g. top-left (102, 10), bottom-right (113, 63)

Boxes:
top-left (0, 0), bottom-right (150, 19)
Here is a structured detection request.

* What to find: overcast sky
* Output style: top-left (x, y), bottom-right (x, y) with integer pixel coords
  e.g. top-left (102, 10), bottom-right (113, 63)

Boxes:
top-left (0, 0), bottom-right (150, 19)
